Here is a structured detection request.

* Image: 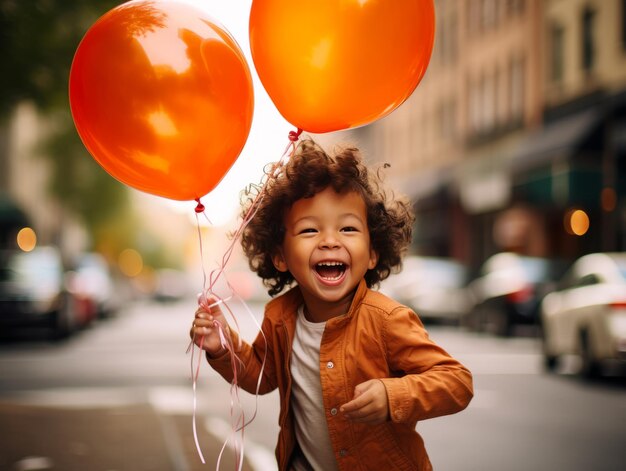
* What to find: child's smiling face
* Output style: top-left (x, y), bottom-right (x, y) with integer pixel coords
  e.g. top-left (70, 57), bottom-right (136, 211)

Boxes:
top-left (272, 186), bottom-right (378, 319)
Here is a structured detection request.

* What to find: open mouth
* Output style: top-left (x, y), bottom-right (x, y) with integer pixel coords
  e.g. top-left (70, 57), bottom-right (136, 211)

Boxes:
top-left (315, 261), bottom-right (346, 281)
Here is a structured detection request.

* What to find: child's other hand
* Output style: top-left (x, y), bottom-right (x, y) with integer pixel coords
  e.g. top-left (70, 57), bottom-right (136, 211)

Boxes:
top-left (189, 297), bottom-right (228, 356)
top-left (340, 379), bottom-right (389, 424)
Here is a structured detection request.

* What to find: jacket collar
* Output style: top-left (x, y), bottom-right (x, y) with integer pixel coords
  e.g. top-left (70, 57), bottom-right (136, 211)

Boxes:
top-left (272, 278), bottom-right (369, 325)
top-left (346, 278), bottom-right (369, 318)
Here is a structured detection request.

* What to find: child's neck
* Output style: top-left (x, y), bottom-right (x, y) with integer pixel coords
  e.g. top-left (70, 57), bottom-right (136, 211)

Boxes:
top-left (302, 295), bottom-right (354, 323)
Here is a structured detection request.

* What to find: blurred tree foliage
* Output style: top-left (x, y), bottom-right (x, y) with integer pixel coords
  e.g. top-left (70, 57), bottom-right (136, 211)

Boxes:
top-left (42, 110), bottom-right (136, 240)
top-left (0, 0), bottom-right (145, 253)
top-left (0, 0), bottom-right (119, 114)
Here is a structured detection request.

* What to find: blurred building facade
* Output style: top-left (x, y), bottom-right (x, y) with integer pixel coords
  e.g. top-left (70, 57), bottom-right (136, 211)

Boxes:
top-left (354, 0), bottom-right (626, 272)
top-left (1, 103), bottom-right (88, 258)
top-left (1, 102), bottom-right (196, 274)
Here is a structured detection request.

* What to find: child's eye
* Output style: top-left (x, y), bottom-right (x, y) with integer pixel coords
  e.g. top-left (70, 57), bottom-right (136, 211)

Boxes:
top-left (299, 228), bottom-right (317, 234)
top-left (341, 226), bottom-right (358, 232)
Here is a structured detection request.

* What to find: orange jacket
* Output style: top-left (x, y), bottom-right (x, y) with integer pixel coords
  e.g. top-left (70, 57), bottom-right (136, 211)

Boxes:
top-left (208, 279), bottom-right (473, 470)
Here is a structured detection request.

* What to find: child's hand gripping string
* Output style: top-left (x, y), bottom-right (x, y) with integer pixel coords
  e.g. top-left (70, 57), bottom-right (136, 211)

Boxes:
top-left (188, 293), bottom-right (241, 466)
top-left (340, 379), bottom-right (390, 425)
top-left (190, 294), bottom-right (230, 357)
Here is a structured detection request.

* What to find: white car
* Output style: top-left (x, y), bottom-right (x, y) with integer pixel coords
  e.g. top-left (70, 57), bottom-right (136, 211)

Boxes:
top-left (379, 256), bottom-right (469, 324)
top-left (0, 247), bottom-right (79, 339)
top-left (540, 252), bottom-right (626, 378)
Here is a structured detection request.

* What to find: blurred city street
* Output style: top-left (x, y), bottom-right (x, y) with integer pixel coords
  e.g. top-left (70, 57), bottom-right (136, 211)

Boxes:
top-left (1, 297), bottom-right (624, 471)
top-left (2, 1), bottom-right (626, 470)
top-left (0, 297), bottom-right (275, 471)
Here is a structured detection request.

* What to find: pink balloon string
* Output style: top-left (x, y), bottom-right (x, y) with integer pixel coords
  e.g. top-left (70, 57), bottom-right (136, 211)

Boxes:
top-left (187, 129), bottom-right (302, 470)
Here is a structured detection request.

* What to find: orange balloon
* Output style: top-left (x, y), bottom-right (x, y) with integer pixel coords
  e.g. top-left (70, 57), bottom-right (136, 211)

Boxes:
top-left (69, 0), bottom-right (254, 201)
top-left (249, 0), bottom-right (435, 133)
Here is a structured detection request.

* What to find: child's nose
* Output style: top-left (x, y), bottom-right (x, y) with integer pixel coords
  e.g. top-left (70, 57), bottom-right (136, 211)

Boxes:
top-left (319, 232), bottom-right (341, 249)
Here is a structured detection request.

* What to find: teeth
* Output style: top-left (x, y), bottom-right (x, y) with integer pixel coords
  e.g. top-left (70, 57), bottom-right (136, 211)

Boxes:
top-left (315, 261), bottom-right (346, 281)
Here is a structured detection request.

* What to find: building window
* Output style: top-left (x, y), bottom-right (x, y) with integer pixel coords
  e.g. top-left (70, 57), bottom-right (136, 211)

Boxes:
top-left (550, 23), bottom-right (565, 83)
top-left (469, 0), bottom-right (481, 36)
top-left (505, 0), bottom-right (525, 17)
top-left (434, 15), bottom-right (443, 66)
top-left (496, 66), bottom-right (507, 125)
top-left (622, 0), bottom-right (626, 48)
top-left (510, 56), bottom-right (525, 122)
top-left (439, 99), bottom-right (457, 141)
top-left (582, 7), bottom-right (596, 72)
top-left (469, 72), bottom-right (497, 135)
top-left (469, 77), bottom-right (481, 133)
top-left (448, 12), bottom-right (458, 65)
top-left (482, 0), bottom-right (497, 31)
top-left (482, 71), bottom-right (496, 131)
top-left (437, 11), bottom-right (458, 67)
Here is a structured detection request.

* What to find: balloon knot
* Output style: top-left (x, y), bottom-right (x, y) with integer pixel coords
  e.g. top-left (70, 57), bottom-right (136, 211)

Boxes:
top-left (288, 128), bottom-right (303, 142)
top-left (194, 198), bottom-right (205, 213)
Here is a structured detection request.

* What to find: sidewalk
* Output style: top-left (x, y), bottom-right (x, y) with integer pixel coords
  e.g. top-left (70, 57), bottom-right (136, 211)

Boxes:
top-left (0, 402), bottom-right (255, 471)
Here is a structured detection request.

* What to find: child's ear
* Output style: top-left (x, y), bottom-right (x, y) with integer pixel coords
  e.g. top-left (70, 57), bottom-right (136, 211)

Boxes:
top-left (272, 250), bottom-right (289, 272)
top-left (368, 248), bottom-right (379, 270)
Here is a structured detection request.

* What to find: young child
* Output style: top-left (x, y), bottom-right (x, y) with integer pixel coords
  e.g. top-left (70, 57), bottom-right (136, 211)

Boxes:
top-left (190, 138), bottom-right (473, 471)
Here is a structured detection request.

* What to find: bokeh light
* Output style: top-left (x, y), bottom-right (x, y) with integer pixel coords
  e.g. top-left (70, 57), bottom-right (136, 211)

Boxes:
top-left (565, 209), bottom-right (590, 236)
top-left (16, 227), bottom-right (37, 252)
top-left (601, 187), bottom-right (617, 212)
top-left (118, 248), bottom-right (144, 277)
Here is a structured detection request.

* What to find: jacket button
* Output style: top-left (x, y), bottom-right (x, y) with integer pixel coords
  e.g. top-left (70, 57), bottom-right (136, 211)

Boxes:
top-left (339, 449), bottom-right (348, 457)
top-left (326, 361), bottom-right (334, 369)
top-left (330, 408), bottom-right (338, 416)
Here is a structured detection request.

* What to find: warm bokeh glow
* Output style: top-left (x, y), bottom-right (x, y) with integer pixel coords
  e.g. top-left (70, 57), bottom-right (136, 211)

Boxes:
top-left (118, 249), bottom-right (144, 277)
top-left (565, 209), bottom-right (590, 236)
top-left (16, 227), bottom-right (37, 252)
top-left (601, 187), bottom-right (617, 212)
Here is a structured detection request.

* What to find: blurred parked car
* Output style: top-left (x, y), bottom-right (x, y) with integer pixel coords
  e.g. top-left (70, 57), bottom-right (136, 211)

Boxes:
top-left (152, 268), bottom-right (195, 303)
top-left (0, 247), bottom-right (79, 339)
top-left (379, 256), bottom-right (470, 324)
top-left (465, 252), bottom-right (566, 336)
top-left (224, 268), bottom-right (270, 304)
top-left (540, 252), bottom-right (626, 378)
top-left (67, 252), bottom-right (118, 319)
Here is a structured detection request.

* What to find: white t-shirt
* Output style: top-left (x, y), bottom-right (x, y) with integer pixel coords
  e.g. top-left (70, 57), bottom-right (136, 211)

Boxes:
top-left (290, 306), bottom-right (338, 471)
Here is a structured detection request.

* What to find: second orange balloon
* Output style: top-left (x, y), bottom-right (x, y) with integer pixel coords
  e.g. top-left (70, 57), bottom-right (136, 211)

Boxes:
top-left (249, 0), bottom-right (435, 134)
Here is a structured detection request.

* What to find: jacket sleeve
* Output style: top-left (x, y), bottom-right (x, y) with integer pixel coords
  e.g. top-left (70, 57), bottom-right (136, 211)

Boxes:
top-left (206, 315), bottom-right (279, 395)
top-left (379, 306), bottom-right (473, 425)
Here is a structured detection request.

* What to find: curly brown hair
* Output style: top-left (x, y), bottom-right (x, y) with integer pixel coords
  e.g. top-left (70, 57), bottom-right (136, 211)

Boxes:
top-left (239, 138), bottom-right (414, 297)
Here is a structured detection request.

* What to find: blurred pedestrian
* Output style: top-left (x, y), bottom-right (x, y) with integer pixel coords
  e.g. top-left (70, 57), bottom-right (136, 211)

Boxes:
top-left (190, 138), bottom-right (473, 470)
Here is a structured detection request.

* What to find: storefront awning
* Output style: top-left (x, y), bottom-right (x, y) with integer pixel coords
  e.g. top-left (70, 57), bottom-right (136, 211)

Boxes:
top-left (510, 108), bottom-right (601, 172)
